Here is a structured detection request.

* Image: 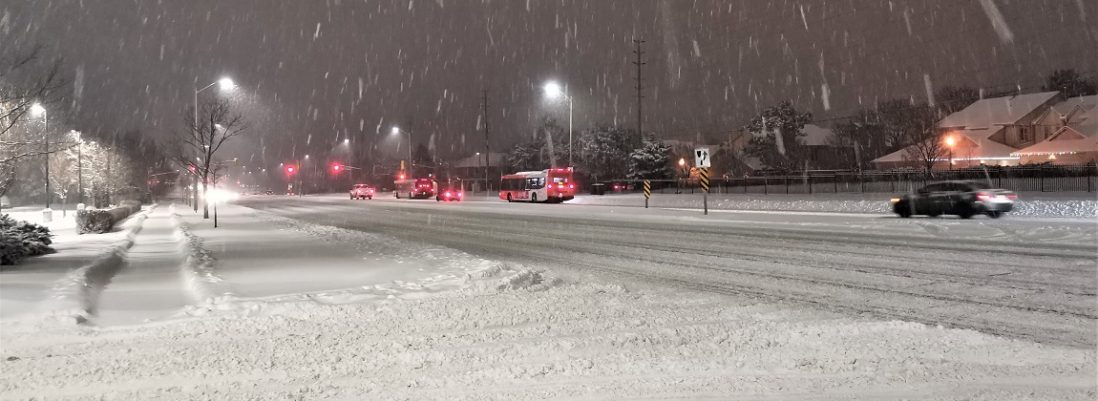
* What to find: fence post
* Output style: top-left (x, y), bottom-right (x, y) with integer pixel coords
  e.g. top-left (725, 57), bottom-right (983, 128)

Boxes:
top-left (833, 175), bottom-right (839, 193)
top-left (1039, 166), bottom-right (1045, 192)
top-left (808, 175), bottom-right (813, 194)
top-left (785, 177), bottom-right (790, 194)
top-left (763, 177), bottom-right (768, 195)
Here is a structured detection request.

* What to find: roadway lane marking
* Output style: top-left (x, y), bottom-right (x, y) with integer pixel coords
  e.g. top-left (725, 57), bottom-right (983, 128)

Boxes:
top-left (662, 208), bottom-right (887, 218)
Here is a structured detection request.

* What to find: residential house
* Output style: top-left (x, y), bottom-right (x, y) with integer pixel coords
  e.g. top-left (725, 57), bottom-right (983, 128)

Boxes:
top-left (447, 151), bottom-right (507, 191)
top-left (872, 91), bottom-right (1061, 169)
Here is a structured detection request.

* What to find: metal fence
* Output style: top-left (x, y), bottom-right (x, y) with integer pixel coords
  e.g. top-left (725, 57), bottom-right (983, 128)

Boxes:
top-left (599, 164), bottom-right (1098, 194)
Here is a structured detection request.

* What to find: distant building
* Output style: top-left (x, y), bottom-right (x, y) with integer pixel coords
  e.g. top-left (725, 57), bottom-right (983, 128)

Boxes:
top-left (448, 152), bottom-right (507, 191)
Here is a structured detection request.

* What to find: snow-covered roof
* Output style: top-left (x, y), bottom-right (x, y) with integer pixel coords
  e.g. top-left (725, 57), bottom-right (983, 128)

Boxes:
top-left (1050, 95), bottom-right (1098, 118)
top-left (452, 152), bottom-right (506, 168)
top-left (1012, 106), bottom-right (1098, 156)
top-left (937, 91), bottom-right (1059, 130)
top-left (800, 124), bottom-right (834, 146)
top-left (872, 127), bottom-right (1020, 163)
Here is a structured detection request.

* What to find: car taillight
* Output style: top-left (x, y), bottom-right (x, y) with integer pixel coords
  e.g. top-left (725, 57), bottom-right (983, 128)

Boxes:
top-left (457, 192), bottom-right (462, 197)
top-left (445, 192), bottom-right (452, 197)
top-left (976, 191), bottom-right (992, 201)
top-left (568, 184), bottom-right (574, 189)
top-left (1006, 193), bottom-right (1017, 200)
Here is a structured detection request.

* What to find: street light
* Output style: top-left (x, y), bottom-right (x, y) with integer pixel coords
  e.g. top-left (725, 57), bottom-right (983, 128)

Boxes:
top-left (391, 126), bottom-right (414, 177)
top-left (71, 130), bottom-right (84, 205)
top-left (543, 81), bottom-right (573, 167)
top-left (31, 103), bottom-right (50, 210)
top-left (944, 135), bottom-right (956, 170)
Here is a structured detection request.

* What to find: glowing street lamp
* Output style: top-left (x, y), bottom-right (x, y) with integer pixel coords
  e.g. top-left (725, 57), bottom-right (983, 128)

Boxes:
top-left (391, 126), bottom-right (414, 177)
top-left (543, 80), bottom-right (573, 166)
top-left (944, 135), bottom-right (957, 170)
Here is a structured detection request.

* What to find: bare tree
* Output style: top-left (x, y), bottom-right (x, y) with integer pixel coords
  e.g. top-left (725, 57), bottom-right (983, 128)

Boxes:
top-left (175, 99), bottom-right (247, 219)
top-left (903, 133), bottom-right (947, 173)
top-left (0, 46), bottom-right (65, 205)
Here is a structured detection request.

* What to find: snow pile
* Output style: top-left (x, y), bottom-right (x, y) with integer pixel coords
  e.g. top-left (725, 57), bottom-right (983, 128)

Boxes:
top-left (170, 208), bottom-right (224, 304)
top-left (572, 193), bottom-right (1098, 218)
top-left (466, 263), bottom-right (560, 292)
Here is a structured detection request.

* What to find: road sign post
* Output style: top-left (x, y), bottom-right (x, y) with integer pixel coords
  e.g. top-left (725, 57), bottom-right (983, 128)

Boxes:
top-left (643, 179), bottom-right (651, 208)
top-left (699, 167), bottom-right (710, 215)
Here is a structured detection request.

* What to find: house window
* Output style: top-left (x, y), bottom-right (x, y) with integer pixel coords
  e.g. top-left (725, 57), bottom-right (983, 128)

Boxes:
top-left (1019, 126), bottom-right (1033, 143)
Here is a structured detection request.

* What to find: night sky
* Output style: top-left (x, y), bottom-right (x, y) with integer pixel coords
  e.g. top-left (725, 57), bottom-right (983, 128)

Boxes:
top-left (6, 0), bottom-right (1097, 167)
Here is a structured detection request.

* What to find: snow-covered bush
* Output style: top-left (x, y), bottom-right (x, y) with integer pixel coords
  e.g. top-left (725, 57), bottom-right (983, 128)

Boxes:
top-left (0, 214), bottom-right (54, 266)
top-left (76, 201), bottom-right (141, 234)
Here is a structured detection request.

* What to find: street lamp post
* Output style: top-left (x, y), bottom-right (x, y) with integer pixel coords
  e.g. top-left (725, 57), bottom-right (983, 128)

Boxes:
top-left (944, 135), bottom-right (956, 171)
top-left (72, 130), bottom-right (83, 205)
top-left (543, 81), bottom-right (573, 167)
top-left (31, 103), bottom-right (50, 211)
top-left (192, 77), bottom-right (235, 212)
top-left (391, 126), bottom-right (414, 178)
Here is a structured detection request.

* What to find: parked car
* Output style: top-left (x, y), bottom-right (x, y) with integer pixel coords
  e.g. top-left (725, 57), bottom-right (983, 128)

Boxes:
top-left (436, 187), bottom-right (463, 202)
top-left (891, 181), bottom-right (1016, 219)
top-left (350, 184), bottom-right (375, 200)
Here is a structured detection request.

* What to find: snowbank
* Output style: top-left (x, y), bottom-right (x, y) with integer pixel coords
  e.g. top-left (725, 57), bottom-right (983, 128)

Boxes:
top-left (571, 192), bottom-right (1098, 218)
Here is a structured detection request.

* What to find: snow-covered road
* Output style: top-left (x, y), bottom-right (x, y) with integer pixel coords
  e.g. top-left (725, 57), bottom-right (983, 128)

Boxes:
top-left (242, 194), bottom-right (1098, 348)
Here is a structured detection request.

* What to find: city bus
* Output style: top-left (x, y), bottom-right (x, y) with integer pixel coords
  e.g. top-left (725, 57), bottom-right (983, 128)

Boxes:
top-left (394, 178), bottom-right (437, 199)
top-left (499, 168), bottom-right (575, 203)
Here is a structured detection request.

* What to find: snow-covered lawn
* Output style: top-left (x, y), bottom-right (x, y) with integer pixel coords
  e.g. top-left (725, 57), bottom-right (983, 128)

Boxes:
top-left (569, 192), bottom-right (1098, 218)
top-left (1, 202), bottom-right (1094, 400)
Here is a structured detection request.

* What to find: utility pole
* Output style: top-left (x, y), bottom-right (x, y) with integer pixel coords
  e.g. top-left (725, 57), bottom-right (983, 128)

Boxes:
top-left (633, 39), bottom-right (646, 138)
top-left (483, 88), bottom-right (491, 196)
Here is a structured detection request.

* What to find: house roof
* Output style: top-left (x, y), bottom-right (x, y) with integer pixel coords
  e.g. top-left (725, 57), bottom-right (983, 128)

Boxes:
top-left (1050, 95), bottom-right (1098, 117)
top-left (937, 91), bottom-right (1059, 130)
top-left (872, 127), bottom-right (1020, 164)
top-left (1012, 106), bottom-right (1098, 156)
top-left (801, 124), bottom-right (834, 146)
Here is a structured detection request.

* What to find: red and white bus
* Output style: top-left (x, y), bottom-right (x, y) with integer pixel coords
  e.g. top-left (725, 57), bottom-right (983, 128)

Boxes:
top-left (499, 168), bottom-right (575, 203)
top-left (394, 178), bottom-right (437, 199)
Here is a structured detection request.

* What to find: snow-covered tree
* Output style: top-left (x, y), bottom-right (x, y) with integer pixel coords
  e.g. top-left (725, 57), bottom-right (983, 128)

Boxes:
top-left (744, 101), bottom-right (812, 171)
top-left (628, 137), bottom-right (672, 180)
top-left (577, 125), bottom-right (636, 181)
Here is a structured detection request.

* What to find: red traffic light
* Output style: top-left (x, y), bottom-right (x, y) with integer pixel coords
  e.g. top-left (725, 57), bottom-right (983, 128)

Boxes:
top-left (284, 165), bottom-right (297, 176)
top-left (331, 163), bottom-right (343, 173)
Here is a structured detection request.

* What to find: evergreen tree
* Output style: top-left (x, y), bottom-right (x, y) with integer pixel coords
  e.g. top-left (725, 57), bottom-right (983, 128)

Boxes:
top-left (628, 137), bottom-right (672, 180)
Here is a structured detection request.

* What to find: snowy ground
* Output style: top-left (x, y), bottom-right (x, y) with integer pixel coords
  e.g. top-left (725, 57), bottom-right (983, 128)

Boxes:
top-left (568, 191), bottom-right (1098, 218)
top-left (1, 198), bottom-right (1095, 399)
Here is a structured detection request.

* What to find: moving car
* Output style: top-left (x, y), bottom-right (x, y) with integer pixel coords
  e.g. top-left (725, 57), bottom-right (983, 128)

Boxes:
top-left (394, 178), bottom-right (436, 199)
top-left (350, 184), bottom-right (375, 200)
top-left (436, 187), bottom-right (463, 202)
top-left (891, 181), bottom-right (1017, 219)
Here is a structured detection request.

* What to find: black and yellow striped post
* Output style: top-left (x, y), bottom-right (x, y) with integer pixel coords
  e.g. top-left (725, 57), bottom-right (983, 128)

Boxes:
top-left (699, 167), bottom-right (710, 215)
top-left (643, 180), bottom-right (651, 208)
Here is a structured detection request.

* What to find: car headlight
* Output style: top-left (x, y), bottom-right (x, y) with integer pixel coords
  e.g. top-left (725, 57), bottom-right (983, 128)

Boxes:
top-left (889, 197), bottom-right (901, 204)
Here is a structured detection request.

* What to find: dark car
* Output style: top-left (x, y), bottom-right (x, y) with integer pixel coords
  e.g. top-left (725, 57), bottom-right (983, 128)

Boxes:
top-left (891, 181), bottom-right (1017, 219)
top-left (436, 187), bottom-right (463, 202)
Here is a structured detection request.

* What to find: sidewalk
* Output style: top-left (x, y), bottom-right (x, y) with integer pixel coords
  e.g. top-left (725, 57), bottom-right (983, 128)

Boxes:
top-left (93, 205), bottom-right (188, 325)
top-left (171, 202), bottom-right (466, 301)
